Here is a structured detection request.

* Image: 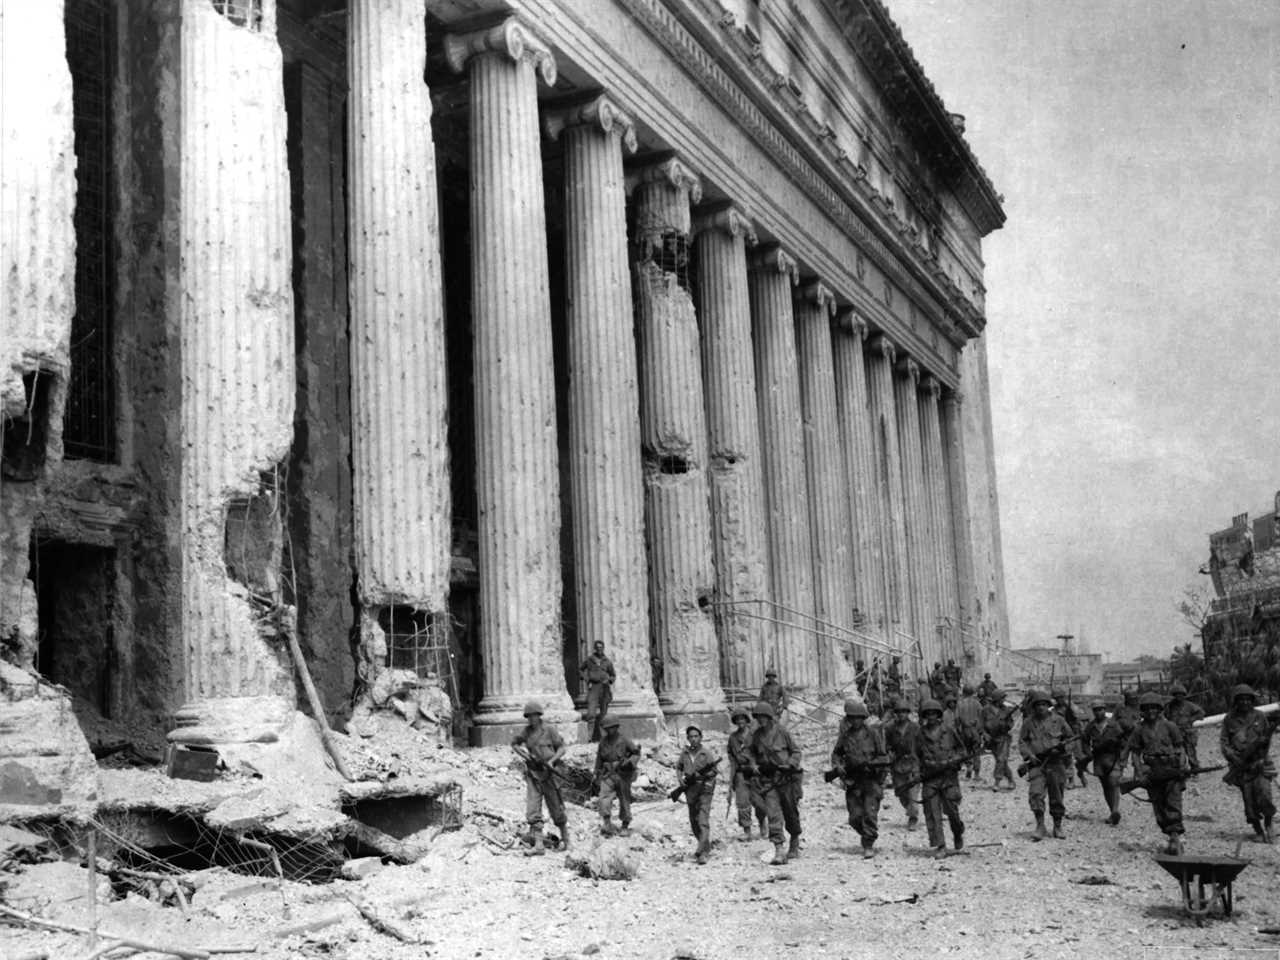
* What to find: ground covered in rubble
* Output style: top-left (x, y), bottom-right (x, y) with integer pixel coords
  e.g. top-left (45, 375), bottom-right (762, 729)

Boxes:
top-left (3, 722), bottom-right (1279, 960)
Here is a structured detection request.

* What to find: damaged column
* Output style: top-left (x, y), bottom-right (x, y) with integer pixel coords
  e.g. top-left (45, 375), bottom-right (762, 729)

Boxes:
top-left (445, 19), bottom-right (575, 740)
top-left (748, 246), bottom-right (818, 693)
top-left (920, 376), bottom-right (960, 659)
top-left (832, 311), bottom-right (888, 647)
top-left (941, 391), bottom-right (977, 649)
top-left (794, 283), bottom-right (856, 690)
top-left (693, 205), bottom-right (773, 700)
top-left (864, 336), bottom-right (911, 664)
top-left (892, 357), bottom-right (936, 667)
top-left (544, 97), bottom-right (661, 737)
top-left (347, 0), bottom-right (451, 690)
top-left (630, 157), bottom-right (725, 727)
top-left (172, 0), bottom-right (298, 746)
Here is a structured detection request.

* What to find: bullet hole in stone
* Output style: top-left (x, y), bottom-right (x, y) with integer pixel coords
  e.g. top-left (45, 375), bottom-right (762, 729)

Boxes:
top-left (657, 455), bottom-right (691, 475)
top-left (696, 593), bottom-right (712, 612)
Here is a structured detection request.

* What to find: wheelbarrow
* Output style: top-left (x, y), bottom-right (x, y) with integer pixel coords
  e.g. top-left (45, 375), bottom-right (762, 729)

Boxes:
top-left (1153, 853), bottom-right (1249, 919)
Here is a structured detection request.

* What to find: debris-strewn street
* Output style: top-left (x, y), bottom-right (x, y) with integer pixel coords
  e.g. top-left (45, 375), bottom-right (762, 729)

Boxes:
top-left (3, 722), bottom-right (1277, 960)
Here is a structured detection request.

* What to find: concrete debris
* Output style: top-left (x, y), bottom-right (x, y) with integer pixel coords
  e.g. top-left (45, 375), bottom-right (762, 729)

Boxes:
top-left (339, 856), bottom-right (385, 881)
top-left (348, 667), bottom-right (453, 747)
top-left (565, 837), bottom-right (642, 880)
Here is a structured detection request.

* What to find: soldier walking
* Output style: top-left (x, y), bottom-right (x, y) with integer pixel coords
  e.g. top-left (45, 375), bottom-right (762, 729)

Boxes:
top-left (593, 715), bottom-right (640, 836)
top-left (1164, 683), bottom-right (1205, 769)
top-left (831, 700), bottom-right (889, 858)
top-left (982, 688), bottom-right (1016, 790)
top-left (675, 724), bottom-right (719, 864)
top-left (1220, 684), bottom-right (1278, 844)
top-left (758, 669), bottom-right (789, 717)
top-left (511, 701), bottom-right (570, 856)
top-left (1081, 699), bottom-right (1126, 825)
top-left (746, 701), bottom-right (803, 865)
top-left (956, 685), bottom-right (984, 780)
top-left (1124, 691), bottom-right (1187, 854)
top-left (885, 697), bottom-right (922, 829)
top-left (727, 705), bottom-right (768, 840)
top-left (1019, 689), bottom-right (1073, 840)
top-left (914, 698), bottom-right (966, 857)
top-left (580, 640), bottom-right (616, 742)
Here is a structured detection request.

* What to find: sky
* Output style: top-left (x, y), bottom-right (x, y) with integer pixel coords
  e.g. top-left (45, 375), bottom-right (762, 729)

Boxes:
top-left (887, 1), bottom-right (1280, 660)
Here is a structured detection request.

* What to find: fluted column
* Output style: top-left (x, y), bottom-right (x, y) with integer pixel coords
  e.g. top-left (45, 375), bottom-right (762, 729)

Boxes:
top-left (795, 282), bottom-right (856, 690)
top-left (347, 0), bottom-right (450, 682)
top-left (893, 357), bottom-right (935, 667)
top-left (693, 204), bottom-right (772, 700)
top-left (749, 246), bottom-right (818, 693)
top-left (445, 19), bottom-right (574, 738)
top-left (941, 390), bottom-right (977, 655)
top-left (865, 336), bottom-right (911, 668)
top-left (629, 157), bottom-right (725, 724)
top-left (832, 311), bottom-right (887, 643)
top-left (920, 377), bottom-right (959, 661)
top-left (173, 0), bottom-right (296, 745)
top-left (545, 97), bottom-right (660, 736)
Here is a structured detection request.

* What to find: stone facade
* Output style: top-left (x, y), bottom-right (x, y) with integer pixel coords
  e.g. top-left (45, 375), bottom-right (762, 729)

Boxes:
top-left (0, 0), bottom-right (1010, 759)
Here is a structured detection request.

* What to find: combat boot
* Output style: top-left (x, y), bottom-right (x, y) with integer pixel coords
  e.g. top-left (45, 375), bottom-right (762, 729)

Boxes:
top-left (787, 834), bottom-right (802, 860)
top-left (600, 816), bottom-right (617, 836)
top-left (770, 842), bottom-right (788, 866)
top-left (1032, 812), bottom-right (1048, 841)
top-left (558, 824), bottom-right (571, 852)
top-left (1052, 816), bottom-right (1066, 839)
top-left (861, 842), bottom-right (876, 860)
top-left (618, 820), bottom-right (631, 837)
top-left (952, 822), bottom-right (964, 852)
top-left (1107, 808), bottom-right (1121, 826)
top-left (1165, 833), bottom-right (1183, 856)
top-left (740, 826), bottom-right (753, 842)
top-left (524, 831), bottom-right (546, 857)
top-left (695, 833), bottom-right (710, 865)
top-left (906, 812), bottom-right (919, 831)
top-left (1264, 817), bottom-right (1275, 844)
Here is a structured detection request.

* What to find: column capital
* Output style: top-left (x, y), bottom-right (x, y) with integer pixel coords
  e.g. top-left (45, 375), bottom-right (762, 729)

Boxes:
top-left (833, 307), bottom-right (868, 339)
top-left (626, 155), bottom-right (703, 203)
top-left (941, 388), bottom-right (964, 408)
top-left (797, 281), bottom-right (836, 317)
top-left (921, 374), bottom-right (942, 399)
top-left (692, 202), bottom-right (757, 245)
top-left (544, 94), bottom-right (637, 153)
top-left (895, 356), bottom-right (920, 384)
top-left (868, 333), bottom-right (896, 363)
top-left (444, 17), bottom-right (557, 86)
top-left (748, 244), bottom-right (799, 285)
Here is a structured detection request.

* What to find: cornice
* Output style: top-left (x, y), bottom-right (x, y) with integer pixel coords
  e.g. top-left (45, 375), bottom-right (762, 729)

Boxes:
top-left (833, 307), bottom-right (868, 340)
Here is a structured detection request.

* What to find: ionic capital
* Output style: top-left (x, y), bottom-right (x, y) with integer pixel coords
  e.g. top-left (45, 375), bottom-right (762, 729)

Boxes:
top-left (921, 374), bottom-right (942, 399)
top-left (941, 388), bottom-right (964, 409)
top-left (868, 334), bottom-right (896, 364)
top-left (833, 307), bottom-right (868, 340)
top-left (625, 156), bottom-right (703, 204)
top-left (895, 356), bottom-right (920, 384)
top-left (692, 203), bottom-right (757, 246)
top-left (444, 17), bottom-right (557, 87)
top-left (544, 95), bottom-right (637, 154)
top-left (748, 244), bottom-right (799, 286)
top-left (797, 281), bottom-right (836, 317)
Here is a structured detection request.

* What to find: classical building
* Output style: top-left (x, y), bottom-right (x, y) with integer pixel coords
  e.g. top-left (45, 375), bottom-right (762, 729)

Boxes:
top-left (1, 0), bottom-right (1009, 747)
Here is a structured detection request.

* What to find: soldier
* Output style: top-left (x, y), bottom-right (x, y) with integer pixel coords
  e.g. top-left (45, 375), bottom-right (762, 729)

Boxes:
top-left (1220, 684), bottom-right (1279, 844)
top-left (1124, 691), bottom-right (1186, 854)
top-left (746, 701), bottom-right (803, 865)
top-left (955, 685), bottom-right (985, 780)
top-left (1052, 688), bottom-right (1086, 789)
top-left (977, 672), bottom-right (999, 702)
top-left (885, 698), bottom-right (922, 829)
top-left (1081, 699), bottom-right (1126, 825)
top-left (914, 698), bottom-right (966, 858)
top-left (1115, 689), bottom-right (1141, 735)
top-left (511, 701), bottom-right (569, 856)
top-left (593, 715), bottom-right (640, 836)
top-left (982, 688), bottom-right (1016, 790)
top-left (886, 654), bottom-right (903, 698)
top-left (942, 688), bottom-right (960, 730)
top-left (727, 705), bottom-right (768, 840)
top-left (758, 669), bottom-right (789, 717)
top-left (1165, 683), bottom-right (1206, 769)
top-left (675, 724), bottom-right (719, 864)
top-left (1019, 689), bottom-right (1074, 840)
top-left (929, 661), bottom-right (948, 701)
top-left (854, 660), bottom-right (868, 697)
top-left (943, 658), bottom-right (963, 691)
top-left (831, 700), bottom-right (889, 858)
top-left (580, 640), bottom-right (616, 742)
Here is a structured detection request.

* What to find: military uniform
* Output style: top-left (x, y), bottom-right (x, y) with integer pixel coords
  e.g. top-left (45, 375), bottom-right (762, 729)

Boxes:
top-left (1220, 703), bottom-right (1278, 840)
top-left (981, 696), bottom-right (1016, 787)
top-left (955, 692), bottom-right (984, 779)
top-left (977, 676), bottom-right (998, 702)
top-left (914, 715), bottom-right (966, 852)
top-left (1165, 696), bottom-right (1206, 768)
top-left (677, 740), bottom-right (719, 860)
top-left (728, 720), bottom-right (768, 838)
top-left (1019, 709), bottom-right (1074, 832)
top-left (748, 719), bottom-right (803, 856)
top-left (1082, 708), bottom-right (1127, 823)
top-left (512, 721), bottom-right (567, 843)
top-left (831, 720), bottom-right (889, 853)
top-left (1125, 713), bottom-right (1186, 844)
top-left (758, 677), bottom-right (789, 716)
top-left (885, 711), bottom-right (922, 827)
top-left (580, 650), bottom-right (615, 740)
top-left (594, 727), bottom-right (640, 833)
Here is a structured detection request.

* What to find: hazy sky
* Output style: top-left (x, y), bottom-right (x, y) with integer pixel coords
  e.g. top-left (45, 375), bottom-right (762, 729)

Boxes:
top-left (888, 1), bottom-right (1280, 660)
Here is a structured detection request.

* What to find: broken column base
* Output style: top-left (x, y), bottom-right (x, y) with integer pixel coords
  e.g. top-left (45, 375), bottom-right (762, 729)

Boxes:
top-left (468, 694), bottom-right (582, 747)
top-left (168, 695), bottom-right (295, 747)
top-left (468, 718), bottom-right (587, 747)
top-left (660, 708), bottom-right (731, 734)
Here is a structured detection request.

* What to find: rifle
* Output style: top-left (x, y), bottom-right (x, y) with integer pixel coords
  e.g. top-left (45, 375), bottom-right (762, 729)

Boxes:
top-left (513, 746), bottom-right (572, 786)
top-left (1015, 734), bottom-right (1081, 778)
top-left (1119, 764), bottom-right (1226, 795)
top-left (668, 757), bottom-right (722, 802)
top-left (823, 758), bottom-right (891, 784)
top-left (901, 749), bottom-right (982, 791)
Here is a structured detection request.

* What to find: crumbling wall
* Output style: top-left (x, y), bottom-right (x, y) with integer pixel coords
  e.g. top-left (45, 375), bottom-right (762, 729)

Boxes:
top-left (0, 661), bottom-right (97, 815)
top-left (175, 0), bottom-right (296, 738)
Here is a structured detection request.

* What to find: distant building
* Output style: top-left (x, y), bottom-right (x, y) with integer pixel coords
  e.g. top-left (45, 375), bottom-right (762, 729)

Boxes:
top-left (1202, 491), bottom-right (1280, 662)
top-left (1006, 646), bottom-right (1103, 697)
top-left (1101, 660), bottom-right (1167, 697)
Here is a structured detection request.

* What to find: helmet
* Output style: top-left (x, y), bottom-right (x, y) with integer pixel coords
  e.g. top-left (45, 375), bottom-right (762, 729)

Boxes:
top-left (962, 684), bottom-right (975, 696)
top-left (1029, 689), bottom-right (1052, 707)
top-left (893, 698), bottom-right (912, 712)
top-left (1169, 683), bottom-right (1187, 696)
top-left (984, 673), bottom-right (992, 680)
top-left (919, 699), bottom-right (943, 716)
top-left (1232, 684), bottom-right (1258, 701)
top-left (522, 700), bottom-right (544, 717)
top-left (990, 688), bottom-right (1005, 702)
top-left (600, 714), bottom-right (621, 729)
top-left (765, 669), bottom-right (778, 678)
top-left (1139, 692), bottom-right (1164, 709)
top-left (944, 687), bottom-right (958, 701)
top-left (844, 700), bottom-right (869, 718)
top-left (685, 722), bottom-right (702, 735)
top-left (730, 706), bottom-right (751, 722)
top-left (751, 701), bottom-right (776, 718)
top-left (1051, 688), bottom-right (1067, 700)
top-left (1090, 700), bottom-right (1107, 711)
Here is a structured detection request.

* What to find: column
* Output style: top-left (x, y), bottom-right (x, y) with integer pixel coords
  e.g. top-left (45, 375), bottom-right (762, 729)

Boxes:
top-left (630, 157), bottom-right (725, 727)
top-left (795, 282), bottom-right (856, 690)
top-left (749, 246), bottom-right (818, 693)
top-left (941, 390), bottom-right (977, 654)
top-left (444, 19), bottom-right (575, 740)
top-left (173, 0), bottom-right (296, 745)
top-left (544, 96), bottom-right (661, 737)
top-left (893, 357), bottom-right (936, 667)
top-left (920, 376), bottom-right (959, 660)
top-left (347, 0), bottom-right (450, 685)
top-left (693, 204), bottom-right (773, 700)
top-left (831, 310), bottom-right (886, 643)
top-left (864, 336), bottom-right (911, 669)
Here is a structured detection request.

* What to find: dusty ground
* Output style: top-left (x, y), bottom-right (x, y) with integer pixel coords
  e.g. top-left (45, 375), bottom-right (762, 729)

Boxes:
top-left (3, 721), bottom-right (1279, 960)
